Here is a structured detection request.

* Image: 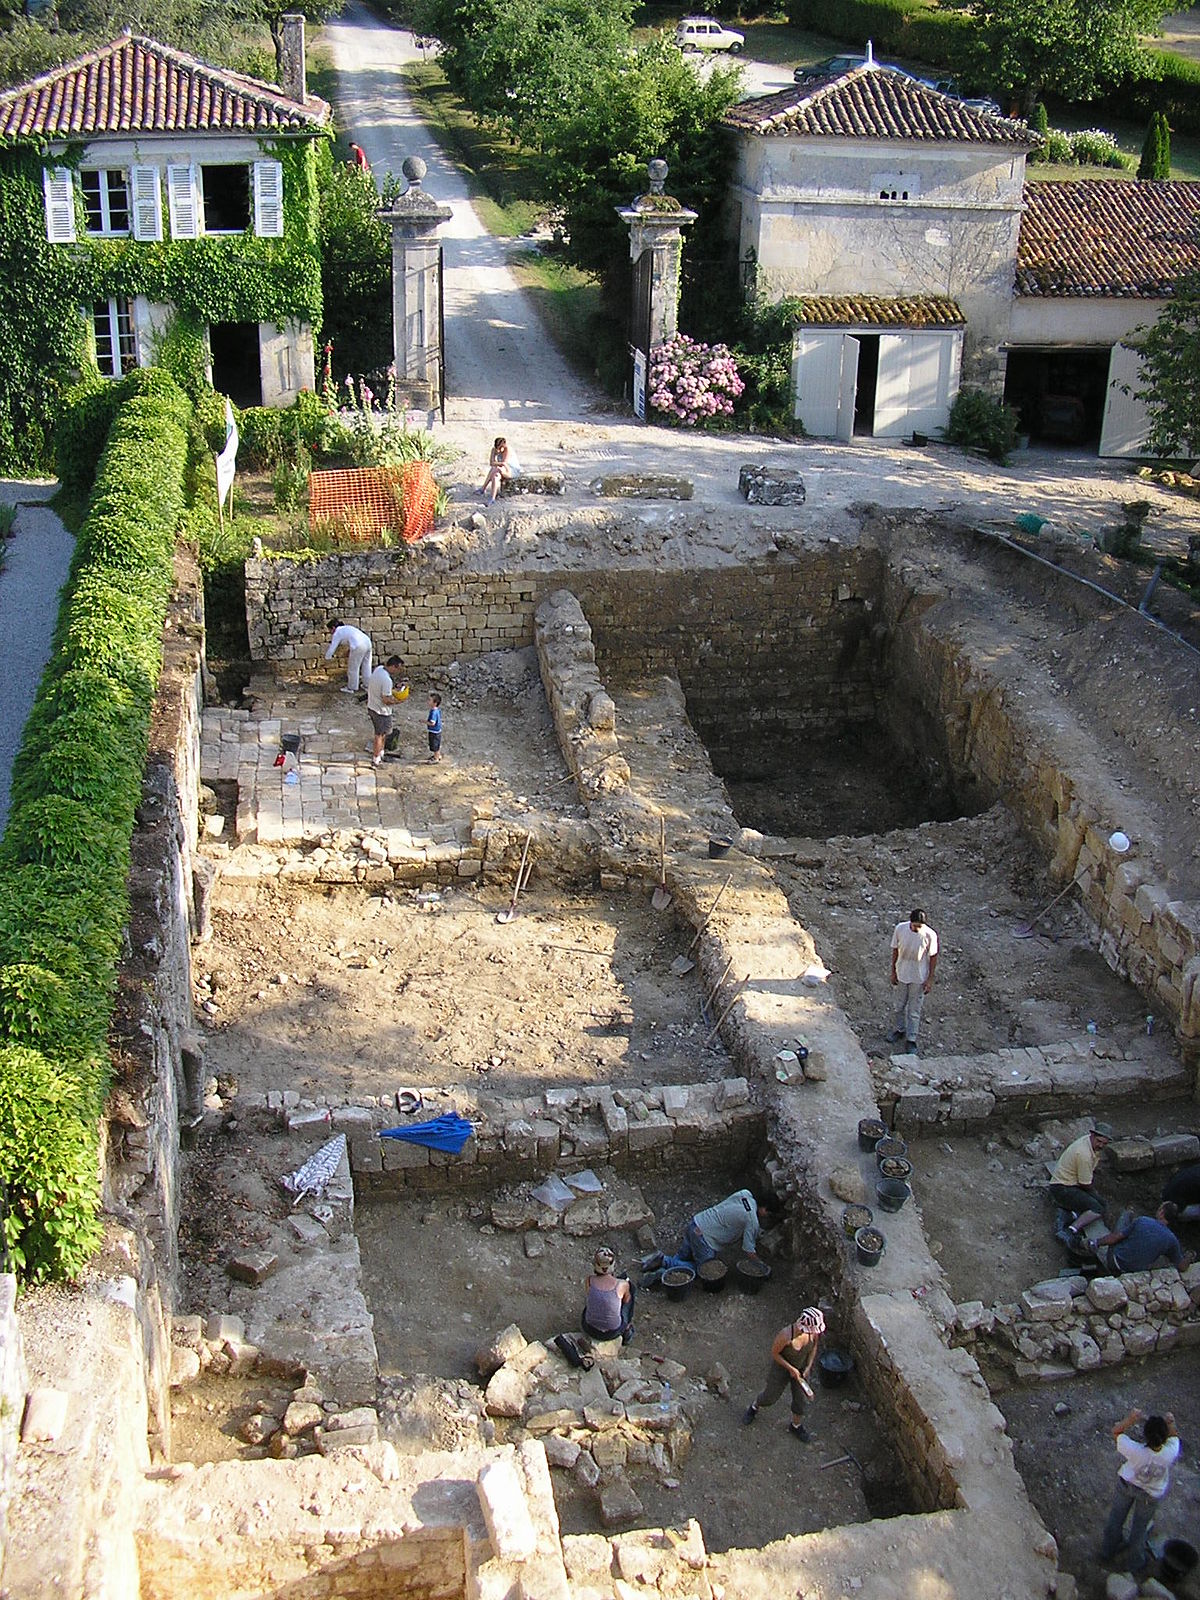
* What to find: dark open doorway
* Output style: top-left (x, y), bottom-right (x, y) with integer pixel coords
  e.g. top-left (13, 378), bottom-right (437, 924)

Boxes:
top-left (1003, 347), bottom-right (1110, 448)
top-left (853, 334), bottom-right (880, 436)
top-left (210, 322), bottom-right (262, 409)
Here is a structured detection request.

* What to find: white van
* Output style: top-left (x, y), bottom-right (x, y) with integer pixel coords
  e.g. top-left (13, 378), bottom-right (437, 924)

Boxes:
top-left (675, 16), bottom-right (744, 52)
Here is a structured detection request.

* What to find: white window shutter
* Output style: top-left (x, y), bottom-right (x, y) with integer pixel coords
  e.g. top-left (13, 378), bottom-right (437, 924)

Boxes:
top-left (43, 166), bottom-right (76, 243)
top-left (130, 166), bottom-right (162, 242)
top-left (166, 163), bottom-right (199, 239)
top-left (253, 159), bottom-right (284, 238)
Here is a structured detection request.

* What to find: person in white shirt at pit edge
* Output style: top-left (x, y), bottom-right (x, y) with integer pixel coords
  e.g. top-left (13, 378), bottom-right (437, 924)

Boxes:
top-left (325, 618), bottom-right (373, 695)
top-left (887, 907), bottom-right (939, 1054)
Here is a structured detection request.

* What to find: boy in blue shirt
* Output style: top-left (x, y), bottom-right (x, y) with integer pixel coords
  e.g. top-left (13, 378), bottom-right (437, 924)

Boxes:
top-left (426, 692), bottom-right (443, 762)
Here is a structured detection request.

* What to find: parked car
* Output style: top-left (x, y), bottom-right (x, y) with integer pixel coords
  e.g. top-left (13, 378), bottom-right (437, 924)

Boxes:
top-left (676, 16), bottom-right (744, 52)
top-left (793, 52), bottom-right (866, 82)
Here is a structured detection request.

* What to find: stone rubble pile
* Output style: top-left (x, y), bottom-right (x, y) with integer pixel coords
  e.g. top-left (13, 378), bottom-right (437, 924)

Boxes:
top-left (169, 1312), bottom-right (380, 1458)
top-left (475, 1323), bottom-right (710, 1529)
top-left (954, 1261), bottom-right (1200, 1379)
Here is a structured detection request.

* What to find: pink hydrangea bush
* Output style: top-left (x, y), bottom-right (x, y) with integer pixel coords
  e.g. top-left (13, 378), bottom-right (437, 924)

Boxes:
top-left (648, 333), bottom-right (745, 425)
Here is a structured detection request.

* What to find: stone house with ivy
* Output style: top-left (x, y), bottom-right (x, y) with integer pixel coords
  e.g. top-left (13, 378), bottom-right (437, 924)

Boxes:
top-left (724, 59), bottom-right (1200, 455)
top-left (0, 18), bottom-right (329, 410)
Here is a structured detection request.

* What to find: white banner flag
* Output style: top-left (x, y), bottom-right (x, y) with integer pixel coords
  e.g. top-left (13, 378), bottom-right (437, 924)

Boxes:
top-left (215, 397), bottom-right (239, 511)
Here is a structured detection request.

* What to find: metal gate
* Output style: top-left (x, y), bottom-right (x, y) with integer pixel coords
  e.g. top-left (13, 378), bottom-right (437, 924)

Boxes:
top-left (437, 244), bottom-right (446, 421)
top-left (630, 248), bottom-right (654, 416)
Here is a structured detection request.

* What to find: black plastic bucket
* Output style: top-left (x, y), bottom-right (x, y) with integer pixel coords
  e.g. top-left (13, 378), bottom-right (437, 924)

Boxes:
top-left (876, 1177), bottom-right (911, 1213)
top-left (818, 1348), bottom-right (855, 1388)
top-left (858, 1117), bottom-right (887, 1152)
top-left (662, 1266), bottom-right (695, 1302)
top-left (842, 1204), bottom-right (873, 1238)
top-left (281, 732), bottom-right (302, 755)
top-left (708, 836), bottom-right (732, 859)
top-left (735, 1257), bottom-right (772, 1295)
top-left (1160, 1539), bottom-right (1198, 1585)
top-left (874, 1135), bottom-right (908, 1167)
top-left (697, 1259), bottom-right (727, 1294)
top-left (855, 1226), bottom-right (885, 1267)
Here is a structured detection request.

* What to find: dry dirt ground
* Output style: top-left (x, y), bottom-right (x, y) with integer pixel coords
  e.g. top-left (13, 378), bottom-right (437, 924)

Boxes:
top-left (197, 882), bottom-right (734, 1100)
top-left (356, 1185), bottom-right (913, 1556)
top-left (996, 1352), bottom-right (1200, 1600)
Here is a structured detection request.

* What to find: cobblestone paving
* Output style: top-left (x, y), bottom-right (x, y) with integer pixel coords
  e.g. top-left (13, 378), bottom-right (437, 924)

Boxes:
top-left (201, 676), bottom-right (570, 847)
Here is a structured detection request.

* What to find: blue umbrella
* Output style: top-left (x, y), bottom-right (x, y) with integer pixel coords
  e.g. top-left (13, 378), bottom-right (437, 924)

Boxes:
top-left (380, 1112), bottom-right (474, 1154)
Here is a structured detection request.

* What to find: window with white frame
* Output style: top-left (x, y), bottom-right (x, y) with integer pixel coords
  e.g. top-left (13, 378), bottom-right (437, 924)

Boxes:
top-left (81, 169), bottom-right (130, 235)
top-left (91, 297), bottom-right (138, 378)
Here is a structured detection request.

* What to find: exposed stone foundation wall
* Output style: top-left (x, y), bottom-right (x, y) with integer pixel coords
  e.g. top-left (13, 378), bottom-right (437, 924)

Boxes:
top-left (873, 1037), bottom-right (1191, 1135)
top-left (243, 551), bottom-right (887, 781)
top-left (962, 1261), bottom-right (1200, 1380)
top-left (883, 558), bottom-right (1200, 1059)
top-left (245, 1079), bottom-right (764, 1198)
top-left (535, 590), bottom-right (630, 800)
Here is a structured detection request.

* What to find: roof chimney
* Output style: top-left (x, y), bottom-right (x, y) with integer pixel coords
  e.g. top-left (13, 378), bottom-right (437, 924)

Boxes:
top-left (280, 13), bottom-right (306, 103)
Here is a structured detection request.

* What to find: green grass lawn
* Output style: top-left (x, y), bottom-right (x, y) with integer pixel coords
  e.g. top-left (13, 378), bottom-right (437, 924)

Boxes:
top-left (508, 249), bottom-right (605, 380)
top-left (1028, 102), bottom-right (1200, 182)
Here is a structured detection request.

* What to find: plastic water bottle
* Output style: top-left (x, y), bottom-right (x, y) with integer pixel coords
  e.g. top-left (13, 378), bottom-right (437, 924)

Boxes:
top-left (661, 1382), bottom-right (671, 1419)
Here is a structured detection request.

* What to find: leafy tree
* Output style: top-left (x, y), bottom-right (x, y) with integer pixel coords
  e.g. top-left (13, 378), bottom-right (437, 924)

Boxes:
top-left (1137, 109), bottom-right (1171, 179)
top-left (245, 0), bottom-right (343, 81)
top-left (966, 0), bottom-right (1171, 114)
top-left (1134, 271), bottom-right (1200, 457)
top-left (318, 150), bottom-right (401, 379)
top-left (540, 36), bottom-right (741, 290)
top-left (417, 0), bottom-right (635, 150)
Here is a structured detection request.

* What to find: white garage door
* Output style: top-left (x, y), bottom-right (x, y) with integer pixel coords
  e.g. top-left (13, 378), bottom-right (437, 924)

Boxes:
top-left (874, 331), bottom-right (962, 438)
top-left (1099, 343), bottom-right (1151, 458)
top-left (793, 331), bottom-right (859, 439)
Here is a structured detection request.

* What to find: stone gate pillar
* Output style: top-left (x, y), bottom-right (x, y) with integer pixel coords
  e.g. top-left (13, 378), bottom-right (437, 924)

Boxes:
top-left (616, 159), bottom-right (697, 418)
top-left (379, 156), bottom-right (452, 408)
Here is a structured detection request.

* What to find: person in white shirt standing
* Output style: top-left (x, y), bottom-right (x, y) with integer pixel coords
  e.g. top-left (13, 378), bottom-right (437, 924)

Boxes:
top-left (366, 656), bottom-right (406, 768)
top-left (888, 907), bottom-right (939, 1055)
top-left (325, 619), bottom-right (373, 694)
top-left (1100, 1408), bottom-right (1180, 1573)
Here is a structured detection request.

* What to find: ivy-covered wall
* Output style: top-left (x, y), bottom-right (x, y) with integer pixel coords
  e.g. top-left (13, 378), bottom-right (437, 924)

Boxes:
top-left (0, 135), bottom-right (325, 474)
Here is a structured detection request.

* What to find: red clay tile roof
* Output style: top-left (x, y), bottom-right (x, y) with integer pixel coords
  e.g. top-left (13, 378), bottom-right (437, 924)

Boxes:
top-left (785, 294), bottom-right (964, 328)
top-left (724, 63), bottom-right (1035, 145)
top-left (1017, 180), bottom-right (1200, 297)
top-left (0, 33), bottom-right (329, 139)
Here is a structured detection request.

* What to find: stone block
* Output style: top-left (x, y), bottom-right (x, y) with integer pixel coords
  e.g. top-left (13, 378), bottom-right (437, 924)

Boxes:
top-left (289, 1213), bottom-right (330, 1250)
top-left (205, 1313), bottom-right (246, 1345)
top-left (485, 1366), bottom-right (530, 1418)
top-left (286, 1106), bottom-right (332, 1134)
top-left (169, 1346), bottom-right (201, 1387)
top-left (738, 464), bottom-right (806, 506)
top-left (475, 1324), bottom-right (528, 1379)
top-left (1068, 1331), bottom-right (1102, 1370)
top-left (1021, 1282), bottom-right (1074, 1322)
top-left (503, 1120), bottom-right (537, 1160)
top-left (331, 1105), bottom-right (375, 1136)
top-left (544, 1435), bottom-right (581, 1470)
top-left (626, 1112), bottom-right (670, 1152)
top-left (590, 473), bottom-right (692, 501)
top-left (662, 1086), bottom-right (688, 1117)
top-left (383, 1138), bottom-right (429, 1170)
top-left (563, 1196), bottom-right (605, 1235)
top-left (227, 1249), bottom-right (279, 1287)
top-left (1110, 1138), bottom-right (1155, 1172)
top-left (591, 1431), bottom-right (628, 1470)
top-left (714, 1078), bottom-right (749, 1111)
top-left (1150, 1133), bottom-right (1200, 1166)
top-left (500, 470), bottom-right (565, 497)
top-left (949, 1089), bottom-right (995, 1123)
top-left (283, 1401), bottom-right (323, 1435)
top-left (21, 1388), bottom-right (68, 1443)
top-left (599, 1476), bottom-right (644, 1527)
top-left (1122, 1325), bottom-right (1157, 1357)
top-left (993, 1073), bottom-right (1053, 1100)
top-left (574, 1451), bottom-right (600, 1489)
top-left (527, 1407), bottom-right (584, 1436)
top-left (895, 1088), bottom-right (942, 1127)
top-left (1086, 1277), bottom-right (1128, 1313)
top-left (532, 1120), bottom-right (562, 1165)
top-left (477, 1456), bottom-right (537, 1562)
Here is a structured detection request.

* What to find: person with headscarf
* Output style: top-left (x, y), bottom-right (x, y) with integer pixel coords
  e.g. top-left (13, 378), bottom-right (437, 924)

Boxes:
top-left (743, 1307), bottom-right (825, 1441)
top-left (581, 1245), bottom-right (635, 1345)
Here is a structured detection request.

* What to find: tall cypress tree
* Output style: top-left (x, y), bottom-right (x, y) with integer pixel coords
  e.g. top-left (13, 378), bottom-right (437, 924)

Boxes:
top-left (1138, 111), bottom-right (1171, 180)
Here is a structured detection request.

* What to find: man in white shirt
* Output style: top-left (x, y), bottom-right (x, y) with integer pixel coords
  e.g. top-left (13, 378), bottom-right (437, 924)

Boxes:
top-left (325, 619), bottom-right (373, 694)
top-left (1100, 1408), bottom-right (1180, 1573)
top-left (366, 656), bottom-right (405, 767)
top-left (888, 908), bottom-right (939, 1054)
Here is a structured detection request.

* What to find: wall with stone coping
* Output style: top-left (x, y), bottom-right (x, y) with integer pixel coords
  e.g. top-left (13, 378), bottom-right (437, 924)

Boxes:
top-left (960, 1261), bottom-right (1200, 1381)
top-left (882, 557), bottom-right (1200, 1061)
top-left (873, 1038), bottom-right (1192, 1136)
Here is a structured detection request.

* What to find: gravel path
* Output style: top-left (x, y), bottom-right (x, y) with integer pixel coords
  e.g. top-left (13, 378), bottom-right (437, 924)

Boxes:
top-left (0, 491), bottom-right (74, 833)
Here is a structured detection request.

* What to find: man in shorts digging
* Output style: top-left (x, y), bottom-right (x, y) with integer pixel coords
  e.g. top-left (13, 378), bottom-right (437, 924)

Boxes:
top-left (366, 656), bottom-right (406, 768)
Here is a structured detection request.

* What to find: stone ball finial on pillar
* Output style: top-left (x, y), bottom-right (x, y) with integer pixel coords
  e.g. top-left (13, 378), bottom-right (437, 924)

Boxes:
top-left (402, 155), bottom-right (428, 188)
top-left (647, 159), bottom-right (668, 195)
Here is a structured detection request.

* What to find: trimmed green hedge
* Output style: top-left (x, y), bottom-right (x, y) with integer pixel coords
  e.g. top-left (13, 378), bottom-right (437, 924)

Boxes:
top-left (0, 372), bottom-right (190, 1281)
top-left (1093, 50), bottom-right (1200, 138)
top-left (785, 0), bottom-right (967, 67)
